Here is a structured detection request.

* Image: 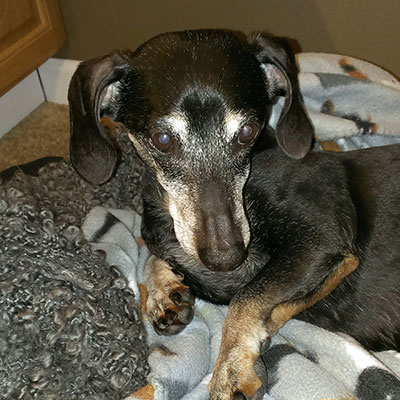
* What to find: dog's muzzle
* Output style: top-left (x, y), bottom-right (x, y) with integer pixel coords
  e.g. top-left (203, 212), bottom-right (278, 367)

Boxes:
top-left (197, 210), bottom-right (247, 272)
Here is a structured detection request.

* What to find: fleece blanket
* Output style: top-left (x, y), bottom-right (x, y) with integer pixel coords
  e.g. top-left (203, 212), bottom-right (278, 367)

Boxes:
top-left (270, 53), bottom-right (400, 151)
top-left (82, 207), bottom-right (400, 400)
top-left (81, 53), bottom-right (400, 400)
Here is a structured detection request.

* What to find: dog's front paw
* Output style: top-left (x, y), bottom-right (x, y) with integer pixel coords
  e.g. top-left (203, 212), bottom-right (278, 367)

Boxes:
top-left (209, 352), bottom-right (265, 400)
top-left (149, 282), bottom-right (194, 335)
top-left (144, 256), bottom-right (195, 335)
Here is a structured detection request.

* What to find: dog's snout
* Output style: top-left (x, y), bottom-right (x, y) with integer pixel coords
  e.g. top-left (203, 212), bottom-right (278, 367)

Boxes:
top-left (198, 241), bottom-right (246, 272)
top-left (197, 213), bottom-right (247, 272)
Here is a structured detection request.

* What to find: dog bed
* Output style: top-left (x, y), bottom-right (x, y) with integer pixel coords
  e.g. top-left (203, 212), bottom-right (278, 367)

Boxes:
top-left (1, 53), bottom-right (400, 400)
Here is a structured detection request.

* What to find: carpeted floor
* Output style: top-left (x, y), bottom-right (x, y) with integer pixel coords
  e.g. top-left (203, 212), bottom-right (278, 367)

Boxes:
top-left (0, 102), bottom-right (70, 172)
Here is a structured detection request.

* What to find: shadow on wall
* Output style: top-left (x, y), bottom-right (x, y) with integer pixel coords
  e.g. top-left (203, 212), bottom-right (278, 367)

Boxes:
top-left (57, 0), bottom-right (334, 57)
top-left (57, 0), bottom-right (400, 78)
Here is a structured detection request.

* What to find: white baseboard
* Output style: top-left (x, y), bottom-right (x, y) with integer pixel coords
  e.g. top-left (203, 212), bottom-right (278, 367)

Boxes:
top-left (38, 58), bottom-right (80, 104)
top-left (0, 71), bottom-right (45, 137)
top-left (0, 58), bottom-right (80, 138)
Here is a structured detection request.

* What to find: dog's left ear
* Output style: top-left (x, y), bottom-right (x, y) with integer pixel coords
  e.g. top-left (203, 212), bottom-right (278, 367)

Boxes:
top-left (249, 33), bottom-right (313, 159)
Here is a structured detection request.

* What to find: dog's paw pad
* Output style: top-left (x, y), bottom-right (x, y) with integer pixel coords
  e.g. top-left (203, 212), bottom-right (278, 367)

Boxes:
top-left (156, 311), bottom-right (177, 330)
top-left (169, 285), bottom-right (194, 306)
top-left (233, 393), bottom-right (247, 400)
top-left (153, 305), bottom-right (194, 335)
top-left (152, 286), bottom-right (194, 336)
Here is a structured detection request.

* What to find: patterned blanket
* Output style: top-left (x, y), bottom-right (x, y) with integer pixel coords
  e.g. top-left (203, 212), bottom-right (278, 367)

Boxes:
top-left (300, 53), bottom-right (400, 145)
top-left (81, 53), bottom-right (400, 400)
top-left (82, 207), bottom-right (400, 400)
top-left (270, 53), bottom-right (400, 153)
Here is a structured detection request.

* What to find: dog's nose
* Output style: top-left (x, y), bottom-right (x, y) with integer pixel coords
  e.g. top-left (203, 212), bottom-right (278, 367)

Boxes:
top-left (196, 183), bottom-right (248, 272)
top-left (197, 213), bottom-right (247, 272)
top-left (198, 241), bottom-right (246, 272)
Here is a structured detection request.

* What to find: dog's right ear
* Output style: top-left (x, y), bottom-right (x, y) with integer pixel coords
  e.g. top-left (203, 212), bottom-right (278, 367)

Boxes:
top-left (68, 52), bottom-right (131, 184)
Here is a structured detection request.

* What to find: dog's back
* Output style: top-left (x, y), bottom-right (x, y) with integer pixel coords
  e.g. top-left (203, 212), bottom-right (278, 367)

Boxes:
top-left (296, 144), bottom-right (400, 350)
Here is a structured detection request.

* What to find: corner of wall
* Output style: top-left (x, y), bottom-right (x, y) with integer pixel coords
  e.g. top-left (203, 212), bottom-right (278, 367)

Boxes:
top-left (0, 58), bottom-right (80, 138)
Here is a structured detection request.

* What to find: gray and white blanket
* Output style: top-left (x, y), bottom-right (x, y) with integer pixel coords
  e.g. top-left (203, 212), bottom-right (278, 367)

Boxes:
top-left (272, 52), bottom-right (400, 152)
top-left (82, 207), bottom-right (400, 400)
top-left (81, 52), bottom-right (400, 400)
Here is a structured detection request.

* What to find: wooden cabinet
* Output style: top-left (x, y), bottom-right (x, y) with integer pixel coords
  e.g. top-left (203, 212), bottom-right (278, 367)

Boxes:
top-left (0, 0), bottom-right (66, 96)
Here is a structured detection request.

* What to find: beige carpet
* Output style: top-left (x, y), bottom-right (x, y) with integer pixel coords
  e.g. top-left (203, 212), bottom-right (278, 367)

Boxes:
top-left (0, 102), bottom-right (70, 172)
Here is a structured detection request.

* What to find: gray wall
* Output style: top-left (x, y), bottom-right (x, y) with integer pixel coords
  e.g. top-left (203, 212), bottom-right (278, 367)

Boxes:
top-left (57, 0), bottom-right (400, 77)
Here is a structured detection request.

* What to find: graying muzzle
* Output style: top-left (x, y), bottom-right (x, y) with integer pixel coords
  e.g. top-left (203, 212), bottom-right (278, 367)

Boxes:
top-left (196, 184), bottom-right (247, 272)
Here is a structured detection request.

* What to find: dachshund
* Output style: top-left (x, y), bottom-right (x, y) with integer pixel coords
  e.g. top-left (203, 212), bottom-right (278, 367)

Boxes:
top-left (68, 29), bottom-right (400, 399)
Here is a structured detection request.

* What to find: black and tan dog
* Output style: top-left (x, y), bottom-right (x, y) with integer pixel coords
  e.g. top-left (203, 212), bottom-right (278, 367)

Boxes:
top-left (68, 29), bottom-right (400, 399)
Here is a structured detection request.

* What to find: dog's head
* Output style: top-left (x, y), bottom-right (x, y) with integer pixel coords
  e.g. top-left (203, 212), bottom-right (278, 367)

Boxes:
top-left (68, 29), bottom-right (313, 272)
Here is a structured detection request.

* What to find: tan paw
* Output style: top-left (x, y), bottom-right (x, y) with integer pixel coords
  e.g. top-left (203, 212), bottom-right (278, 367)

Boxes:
top-left (144, 256), bottom-right (195, 335)
top-left (209, 352), bottom-right (265, 400)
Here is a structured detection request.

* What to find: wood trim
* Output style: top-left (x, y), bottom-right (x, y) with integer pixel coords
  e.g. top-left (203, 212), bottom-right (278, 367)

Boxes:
top-left (0, 0), bottom-right (66, 96)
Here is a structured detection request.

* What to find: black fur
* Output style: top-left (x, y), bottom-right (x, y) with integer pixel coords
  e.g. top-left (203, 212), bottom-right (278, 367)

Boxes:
top-left (68, 29), bottom-right (400, 352)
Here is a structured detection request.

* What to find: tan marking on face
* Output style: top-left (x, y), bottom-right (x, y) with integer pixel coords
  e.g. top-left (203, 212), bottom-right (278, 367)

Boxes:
top-left (130, 139), bottom-right (201, 260)
top-left (100, 117), bottom-right (120, 140)
top-left (162, 114), bottom-right (188, 143)
top-left (225, 112), bottom-right (246, 141)
top-left (167, 182), bottom-right (250, 261)
top-left (165, 189), bottom-right (200, 260)
top-left (128, 132), bottom-right (195, 251)
top-left (128, 132), bottom-right (139, 147)
top-left (232, 167), bottom-right (251, 247)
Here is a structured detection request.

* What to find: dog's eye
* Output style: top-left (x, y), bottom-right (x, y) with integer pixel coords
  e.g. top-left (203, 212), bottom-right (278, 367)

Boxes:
top-left (238, 123), bottom-right (259, 145)
top-left (150, 133), bottom-right (175, 153)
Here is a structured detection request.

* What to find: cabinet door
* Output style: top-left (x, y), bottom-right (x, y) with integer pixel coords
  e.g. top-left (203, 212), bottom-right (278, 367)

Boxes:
top-left (0, 0), bottom-right (66, 95)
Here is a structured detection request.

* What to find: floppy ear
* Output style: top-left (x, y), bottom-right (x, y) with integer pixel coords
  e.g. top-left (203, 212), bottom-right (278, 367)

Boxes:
top-left (249, 33), bottom-right (313, 159)
top-left (68, 52), bottom-right (131, 184)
